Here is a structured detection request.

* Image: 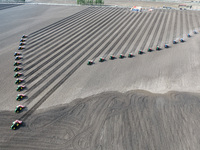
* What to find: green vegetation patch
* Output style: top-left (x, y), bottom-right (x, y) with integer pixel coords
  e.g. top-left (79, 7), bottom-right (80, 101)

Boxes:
top-left (77, 0), bottom-right (104, 5)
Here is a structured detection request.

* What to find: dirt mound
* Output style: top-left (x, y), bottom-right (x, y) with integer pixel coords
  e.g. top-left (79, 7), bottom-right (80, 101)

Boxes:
top-left (1, 90), bottom-right (200, 149)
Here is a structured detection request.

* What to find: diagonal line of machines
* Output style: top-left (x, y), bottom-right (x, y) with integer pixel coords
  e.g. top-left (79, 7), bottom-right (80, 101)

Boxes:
top-left (19, 7), bottom-right (131, 120)
top-left (23, 7), bottom-right (107, 62)
top-left (18, 8), bottom-right (200, 122)
top-left (94, 11), bottom-right (145, 59)
top-left (23, 8), bottom-right (115, 74)
top-left (24, 7), bottom-right (122, 83)
top-left (113, 12), bottom-right (149, 56)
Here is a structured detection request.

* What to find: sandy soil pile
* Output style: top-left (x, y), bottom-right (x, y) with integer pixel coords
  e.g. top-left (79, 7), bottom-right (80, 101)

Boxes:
top-left (1, 90), bottom-right (200, 149)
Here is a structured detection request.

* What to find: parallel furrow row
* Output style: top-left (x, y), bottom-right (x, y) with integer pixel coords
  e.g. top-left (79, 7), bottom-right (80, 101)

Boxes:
top-left (24, 8), bottom-right (121, 81)
top-left (92, 12), bottom-right (138, 60)
top-left (157, 10), bottom-right (169, 46)
top-left (28, 7), bottom-right (92, 37)
top-left (180, 10), bottom-right (183, 37)
top-left (125, 13), bottom-right (151, 53)
top-left (26, 7), bottom-right (103, 47)
top-left (112, 13), bottom-right (149, 55)
top-left (140, 10), bottom-right (160, 50)
top-left (147, 10), bottom-right (163, 49)
top-left (173, 10), bottom-right (178, 39)
top-left (185, 10), bottom-right (189, 34)
top-left (102, 13), bottom-right (142, 58)
top-left (189, 11), bottom-right (194, 32)
top-left (23, 8), bottom-right (115, 66)
top-left (165, 10), bottom-right (173, 43)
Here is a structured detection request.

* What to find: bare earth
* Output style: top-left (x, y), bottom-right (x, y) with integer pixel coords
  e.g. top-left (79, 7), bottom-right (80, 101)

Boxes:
top-left (0, 3), bottom-right (200, 150)
top-left (1, 91), bottom-right (200, 149)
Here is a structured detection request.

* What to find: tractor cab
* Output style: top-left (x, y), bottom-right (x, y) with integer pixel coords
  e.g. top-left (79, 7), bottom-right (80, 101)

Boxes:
top-left (15, 56), bottom-right (23, 60)
top-left (14, 52), bottom-right (21, 56)
top-left (180, 38), bottom-right (184, 42)
top-left (19, 42), bottom-right (26, 46)
top-left (15, 78), bottom-right (24, 85)
top-left (128, 53), bottom-right (134, 57)
top-left (138, 50), bottom-right (143, 54)
top-left (99, 57), bottom-right (105, 62)
top-left (156, 46), bottom-right (161, 50)
top-left (20, 38), bottom-right (26, 42)
top-left (14, 72), bottom-right (23, 78)
top-left (16, 85), bottom-right (26, 92)
top-left (14, 67), bottom-right (22, 72)
top-left (18, 46), bottom-right (25, 50)
top-left (87, 60), bottom-right (94, 65)
top-left (16, 94), bottom-right (26, 101)
top-left (22, 35), bottom-right (28, 38)
top-left (14, 61), bottom-right (21, 66)
top-left (10, 120), bottom-right (22, 130)
top-left (164, 44), bottom-right (169, 48)
top-left (173, 40), bottom-right (177, 44)
top-left (119, 54), bottom-right (125, 59)
top-left (110, 55), bottom-right (115, 60)
top-left (193, 30), bottom-right (197, 34)
top-left (15, 105), bottom-right (25, 113)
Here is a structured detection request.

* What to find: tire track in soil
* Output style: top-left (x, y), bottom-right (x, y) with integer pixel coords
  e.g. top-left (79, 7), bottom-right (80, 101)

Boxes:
top-left (24, 8), bottom-right (123, 84)
top-left (72, 98), bottom-right (114, 150)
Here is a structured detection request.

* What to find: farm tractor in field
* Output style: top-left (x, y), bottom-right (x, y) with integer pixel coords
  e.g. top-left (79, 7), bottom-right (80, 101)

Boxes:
top-left (10, 120), bottom-right (22, 130)
top-left (119, 54), bottom-right (125, 59)
top-left (110, 55), bottom-right (116, 60)
top-left (128, 53), bottom-right (134, 57)
top-left (15, 105), bottom-right (25, 113)
top-left (99, 57), bottom-right (105, 62)
top-left (87, 60), bottom-right (94, 65)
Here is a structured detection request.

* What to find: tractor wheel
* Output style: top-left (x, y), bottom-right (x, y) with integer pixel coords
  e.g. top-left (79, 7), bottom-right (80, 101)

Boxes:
top-left (17, 111), bottom-right (19, 113)
top-left (20, 108), bottom-right (22, 110)
top-left (13, 127), bottom-right (16, 130)
top-left (16, 123), bottom-right (19, 126)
